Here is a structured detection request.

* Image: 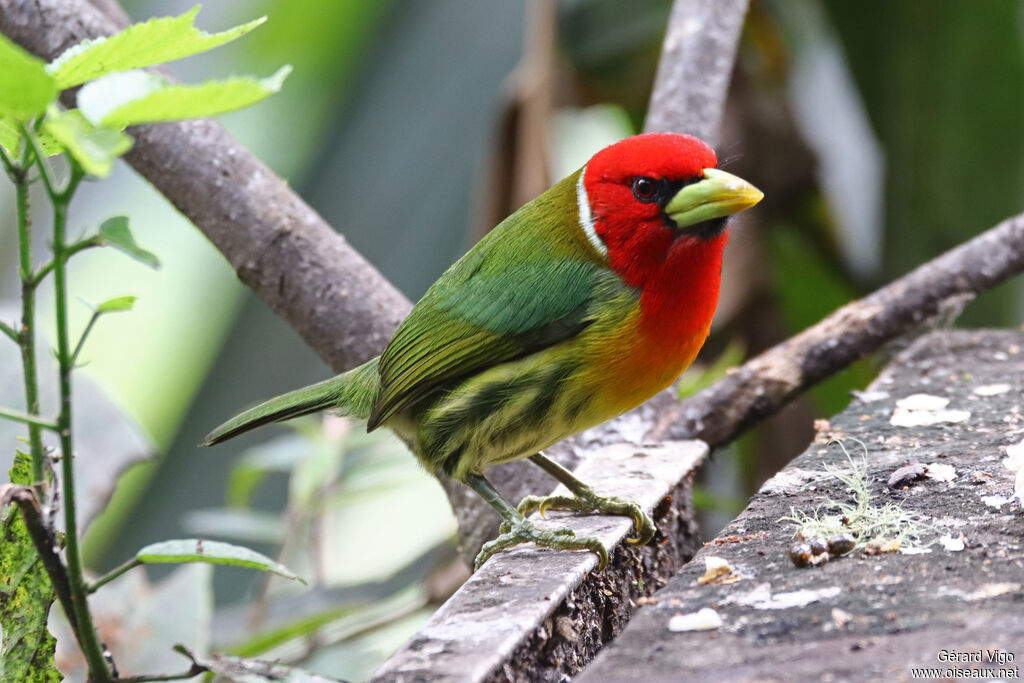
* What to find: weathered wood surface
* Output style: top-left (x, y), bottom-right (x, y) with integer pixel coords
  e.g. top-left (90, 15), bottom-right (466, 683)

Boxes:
top-left (582, 329), bottom-right (1024, 682)
top-left (372, 440), bottom-right (707, 682)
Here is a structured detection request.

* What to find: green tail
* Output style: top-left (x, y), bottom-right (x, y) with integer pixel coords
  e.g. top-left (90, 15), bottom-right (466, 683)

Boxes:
top-left (203, 357), bottom-right (381, 445)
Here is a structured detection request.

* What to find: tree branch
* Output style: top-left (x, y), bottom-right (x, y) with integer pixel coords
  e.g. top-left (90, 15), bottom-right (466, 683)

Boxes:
top-left (650, 212), bottom-right (1024, 446)
top-left (0, 0), bottom-right (752, 562)
top-left (644, 0), bottom-right (750, 144)
top-left (0, 484), bottom-right (80, 638)
top-left (0, 0), bottom-right (411, 373)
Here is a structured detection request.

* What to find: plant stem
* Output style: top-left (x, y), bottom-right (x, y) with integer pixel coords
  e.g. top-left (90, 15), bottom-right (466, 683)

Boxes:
top-left (0, 320), bottom-right (17, 343)
top-left (87, 557), bottom-right (141, 593)
top-left (33, 238), bottom-right (100, 286)
top-left (71, 310), bottom-right (101, 366)
top-left (0, 406), bottom-right (59, 430)
top-left (115, 666), bottom-right (204, 683)
top-left (12, 144), bottom-right (47, 489)
top-left (48, 160), bottom-right (113, 681)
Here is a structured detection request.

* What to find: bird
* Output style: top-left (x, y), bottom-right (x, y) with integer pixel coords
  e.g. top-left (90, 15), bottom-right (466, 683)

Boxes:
top-left (205, 132), bottom-right (762, 571)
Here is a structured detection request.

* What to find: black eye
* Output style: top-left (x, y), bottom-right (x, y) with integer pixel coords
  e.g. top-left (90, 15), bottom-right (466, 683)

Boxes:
top-left (631, 176), bottom-right (657, 202)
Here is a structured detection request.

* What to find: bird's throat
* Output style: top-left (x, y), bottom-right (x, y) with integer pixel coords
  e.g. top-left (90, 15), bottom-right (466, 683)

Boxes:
top-left (638, 230), bottom-right (727, 355)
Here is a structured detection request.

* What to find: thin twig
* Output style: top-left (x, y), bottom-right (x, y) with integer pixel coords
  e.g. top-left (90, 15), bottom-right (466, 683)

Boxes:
top-left (87, 557), bottom-right (141, 593)
top-left (0, 484), bottom-right (80, 638)
top-left (113, 665), bottom-right (204, 683)
top-left (33, 238), bottom-right (101, 286)
top-left (71, 309), bottom-right (101, 367)
top-left (0, 319), bottom-right (17, 343)
top-left (0, 406), bottom-right (60, 430)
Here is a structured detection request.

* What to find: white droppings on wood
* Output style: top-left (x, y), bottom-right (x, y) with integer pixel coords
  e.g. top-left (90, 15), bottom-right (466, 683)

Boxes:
top-left (728, 583), bottom-right (842, 610)
top-left (974, 383), bottom-right (1011, 396)
top-left (938, 535), bottom-right (966, 552)
top-left (1003, 438), bottom-right (1024, 502)
top-left (890, 394), bottom-right (970, 427)
top-left (667, 607), bottom-right (722, 632)
top-left (697, 556), bottom-right (735, 585)
top-left (924, 463), bottom-right (957, 482)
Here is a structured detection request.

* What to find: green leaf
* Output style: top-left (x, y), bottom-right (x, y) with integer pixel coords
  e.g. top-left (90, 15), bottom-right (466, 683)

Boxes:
top-left (78, 66), bottom-right (291, 129)
top-left (97, 295), bottom-right (137, 313)
top-left (97, 215), bottom-right (161, 268)
top-left (40, 108), bottom-right (132, 177)
top-left (0, 453), bottom-right (61, 681)
top-left (135, 539), bottom-right (305, 584)
top-left (48, 6), bottom-right (266, 89)
top-left (0, 117), bottom-right (19, 157)
top-left (0, 35), bottom-right (57, 120)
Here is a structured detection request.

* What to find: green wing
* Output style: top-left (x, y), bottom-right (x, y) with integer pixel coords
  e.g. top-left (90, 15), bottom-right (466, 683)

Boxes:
top-left (367, 239), bottom-right (603, 430)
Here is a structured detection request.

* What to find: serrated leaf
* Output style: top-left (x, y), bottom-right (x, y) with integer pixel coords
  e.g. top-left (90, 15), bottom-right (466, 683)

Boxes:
top-left (97, 295), bottom-right (137, 313)
top-left (0, 453), bottom-right (61, 681)
top-left (41, 108), bottom-right (132, 177)
top-left (97, 215), bottom-right (161, 268)
top-left (48, 6), bottom-right (266, 89)
top-left (0, 35), bottom-right (57, 120)
top-left (135, 539), bottom-right (305, 583)
top-left (78, 66), bottom-right (291, 129)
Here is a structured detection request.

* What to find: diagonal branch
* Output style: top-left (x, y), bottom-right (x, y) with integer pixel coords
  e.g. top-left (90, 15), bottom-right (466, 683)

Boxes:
top-left (0, 0), bottom-right (751, 561)
top-left (651, 212), bottom-right (1024, 447)
top-left (0, 0), bottom-right (411, 374)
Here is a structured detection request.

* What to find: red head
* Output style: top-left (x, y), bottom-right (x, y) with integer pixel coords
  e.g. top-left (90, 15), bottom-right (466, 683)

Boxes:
top-left (578, 132), bottom-right (762, 340)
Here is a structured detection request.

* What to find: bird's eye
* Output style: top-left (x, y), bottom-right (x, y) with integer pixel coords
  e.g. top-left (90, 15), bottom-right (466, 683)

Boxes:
top-left (631, 177), bottom-right (658, 202)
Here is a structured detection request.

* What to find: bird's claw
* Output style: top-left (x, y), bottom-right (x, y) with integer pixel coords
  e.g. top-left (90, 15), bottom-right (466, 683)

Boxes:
top-left (474, 518), bottom-right (608, 572)
top-left (517, 487), bottom-right (656, 546)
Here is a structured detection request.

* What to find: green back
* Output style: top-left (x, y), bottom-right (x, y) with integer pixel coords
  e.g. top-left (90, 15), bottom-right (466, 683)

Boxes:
top-left (367, 170), bottom-right (611, 429)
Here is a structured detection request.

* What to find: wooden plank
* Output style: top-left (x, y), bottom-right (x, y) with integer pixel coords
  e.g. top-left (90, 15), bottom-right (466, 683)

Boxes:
top-left (372, 440), bottom-right (707, 682)
top-left (581, 330), bottom-right (1024, 682)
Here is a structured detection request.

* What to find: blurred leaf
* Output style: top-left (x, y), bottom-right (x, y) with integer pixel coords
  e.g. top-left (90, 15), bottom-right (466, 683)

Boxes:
top-left (0, 452), bottom-right (60, 681)
top-left (40, 108), bottom-right (132, 177)
top-left (52, 563), bottom-right (211, 680)
top-left (97, 215), bottom-right (161, 268)
top-left (176, 645), bottom-right (343, 683)
top-left (181, 508), bottom-right (287, 545)
top-left (78, 67), bottom-right (291, 129)
top-left (825, 0), bottom-right (1024, 325)
top-left (227, 432), bottom-right (312, 508)
top-left (136, 539), bottom-right (305, 583)
top-left (48, 6), bottom-right (266, 89)
top-left (768, 223), bottom-right (873, 413)
top-left (97, 295), bottom-right (137, 313)
top-left (676, 339), bottom-right (746, 399)
top-left (0, 34), bottom-right (57, 120)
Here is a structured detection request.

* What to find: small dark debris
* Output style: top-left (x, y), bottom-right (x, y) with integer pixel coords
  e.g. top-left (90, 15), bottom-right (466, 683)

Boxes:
top-left (887, 463), bottom-right (927, 489)
top-left (827, 533), bottom-right (856, 556)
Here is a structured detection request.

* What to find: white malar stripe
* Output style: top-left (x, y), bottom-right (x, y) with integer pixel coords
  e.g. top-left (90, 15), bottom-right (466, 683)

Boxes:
top-left (576, 166), bottom-right (608, 259)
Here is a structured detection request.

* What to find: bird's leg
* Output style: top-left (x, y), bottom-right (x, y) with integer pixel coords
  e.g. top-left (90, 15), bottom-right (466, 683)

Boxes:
top-left (518, 452), bottom-right (656, 546)
top-left (466, 473), bottom-right (609, 571)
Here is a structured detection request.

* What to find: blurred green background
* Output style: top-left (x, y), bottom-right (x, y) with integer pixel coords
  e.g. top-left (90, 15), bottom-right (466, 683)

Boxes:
top-left (2, 0), bottom-right (1022, 679)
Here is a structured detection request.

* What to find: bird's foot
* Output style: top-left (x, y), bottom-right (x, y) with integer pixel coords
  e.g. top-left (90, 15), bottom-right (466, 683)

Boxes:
top-left (475, 517), bottom-right (609, 572)
top-left (517, 486), bottom-right (656, 546)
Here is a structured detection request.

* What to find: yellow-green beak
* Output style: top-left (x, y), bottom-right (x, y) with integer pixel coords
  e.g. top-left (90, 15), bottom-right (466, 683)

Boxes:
top-left (664, 168), bottom-right (763, 231)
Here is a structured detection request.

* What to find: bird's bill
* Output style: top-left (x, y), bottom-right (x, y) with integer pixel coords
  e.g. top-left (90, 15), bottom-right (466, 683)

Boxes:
top-left (664, 168), bottom-right (763, 230)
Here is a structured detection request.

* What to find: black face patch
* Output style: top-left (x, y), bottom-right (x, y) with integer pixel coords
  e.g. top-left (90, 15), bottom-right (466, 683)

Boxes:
top-left (631, 176), bottom-right (698, 207)
top-left (674, 216), bottom-right (728, 240)
top-left (631, 175), bottom-right (724, 240)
